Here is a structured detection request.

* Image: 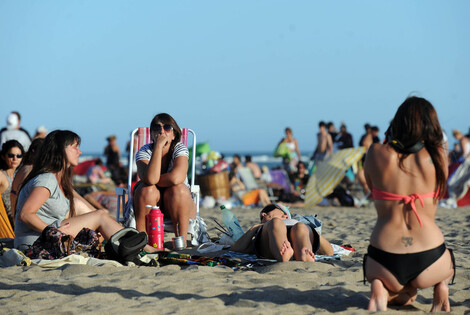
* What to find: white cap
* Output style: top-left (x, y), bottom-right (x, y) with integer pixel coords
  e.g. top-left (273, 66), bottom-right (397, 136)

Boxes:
top-left (36, 125), bottom-right (48, 133)
top-left (6, 113), bottom-right (18, 129)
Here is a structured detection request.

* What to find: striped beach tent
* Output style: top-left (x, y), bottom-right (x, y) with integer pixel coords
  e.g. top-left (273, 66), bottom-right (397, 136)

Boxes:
top-left (305, 147), bottom-right (365, 208)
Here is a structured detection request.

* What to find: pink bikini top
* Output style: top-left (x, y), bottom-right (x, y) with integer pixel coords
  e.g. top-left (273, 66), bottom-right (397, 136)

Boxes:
top-left (371, 187), bottom-right (438, 227)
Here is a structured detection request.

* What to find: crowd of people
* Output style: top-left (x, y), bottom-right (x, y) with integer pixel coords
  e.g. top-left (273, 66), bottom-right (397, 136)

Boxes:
top-left (0, 96), bottom-right (466, 311)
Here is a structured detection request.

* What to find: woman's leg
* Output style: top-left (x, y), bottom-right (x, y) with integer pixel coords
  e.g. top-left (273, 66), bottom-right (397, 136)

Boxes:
top-left (59, 209), bottom-right (122, 239)
top-left (365, 257), bottom-right (409, 311)
top-left (289, 223), bottom-right (315, 262)
top-left (133, 181), bottom-right (160, 233)
top-left (258, 218), bottom-right (293, 262)
top-left (411, 249), bottom-right (454, 312)
top-left (163, 183), bottom-right (196, 246)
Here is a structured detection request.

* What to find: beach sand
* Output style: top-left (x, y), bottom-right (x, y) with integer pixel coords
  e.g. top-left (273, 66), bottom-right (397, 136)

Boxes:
top-left (1, 205), bottom-right (469, 314)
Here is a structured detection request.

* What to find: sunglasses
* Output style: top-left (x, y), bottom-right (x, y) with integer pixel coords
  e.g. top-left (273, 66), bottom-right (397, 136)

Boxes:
top-left (154, 124), bottom-right (173, 133)
top-left (7, 153), bottom-right (23, 159)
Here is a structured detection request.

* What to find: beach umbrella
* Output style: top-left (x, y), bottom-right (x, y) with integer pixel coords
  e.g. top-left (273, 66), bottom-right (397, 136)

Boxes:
top-left (304, 147), bottom-right (365, 207)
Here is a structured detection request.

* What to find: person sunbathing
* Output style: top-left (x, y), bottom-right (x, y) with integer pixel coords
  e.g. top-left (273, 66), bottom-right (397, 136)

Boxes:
top-left (231, 203), bottom-right (333, 262)
top-left (363, 96), bottom-right (455, 312)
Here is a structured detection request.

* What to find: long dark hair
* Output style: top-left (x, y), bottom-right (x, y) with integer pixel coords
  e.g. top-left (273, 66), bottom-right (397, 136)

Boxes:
top-left (0, 140), bottom-right (25, 170)
top-left (150, 113), bottom-right (182, 157)
top-left (21, 130), bottom-right (81, 218)
top-left (388, 97), bottom-right (446, 198)
top-left (22, 138), bottom-right (45, 165)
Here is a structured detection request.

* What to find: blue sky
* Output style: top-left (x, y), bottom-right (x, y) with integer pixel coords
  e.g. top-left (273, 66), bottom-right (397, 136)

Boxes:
top-left (1, 1), bottom-right (469, 155)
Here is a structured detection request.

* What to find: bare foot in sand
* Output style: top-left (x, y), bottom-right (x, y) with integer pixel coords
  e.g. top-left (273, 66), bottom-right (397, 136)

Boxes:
top-left (431, 282), bottom-right (450, 312)
top-left (368, 279), bottom-right (388, 311)
top-left (389, 285), bottom-right (417, 306)
top-left (298, 247), bottom-right (316, 262)
top-left (280, 240), bottom-right (294, 262)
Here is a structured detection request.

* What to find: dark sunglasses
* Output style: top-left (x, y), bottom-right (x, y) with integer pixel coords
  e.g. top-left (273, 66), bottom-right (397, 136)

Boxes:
top-left (7, 153), bottom-right (23, 159)
top-left (155, 124), bottom-right (173, 133)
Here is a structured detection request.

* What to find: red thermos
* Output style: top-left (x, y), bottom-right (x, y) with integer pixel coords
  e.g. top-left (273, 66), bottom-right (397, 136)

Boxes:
top-left (146, 205), bottom-right (164, 250)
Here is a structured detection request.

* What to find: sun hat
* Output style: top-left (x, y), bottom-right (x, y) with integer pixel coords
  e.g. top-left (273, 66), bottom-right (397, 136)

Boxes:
top-left (6, 113), bottom-right (18, 129)
top-left (36, 125), bottom-right (48, 133)
top-left (260, 203), bottom-right (292, 219)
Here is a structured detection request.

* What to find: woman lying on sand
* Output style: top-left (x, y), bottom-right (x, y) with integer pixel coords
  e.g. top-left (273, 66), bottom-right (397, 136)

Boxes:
top-left (363, 97), bottom-right (455, 312)
top-left (231, 203), bottom-right (333, 261)
top-left (14, 130), bottom-right (156, 253)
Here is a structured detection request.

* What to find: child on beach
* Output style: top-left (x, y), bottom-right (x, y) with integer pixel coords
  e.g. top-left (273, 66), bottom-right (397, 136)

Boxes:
top-left (363, 97), bottom-right (455, 312)
top-left (231, 203), bottom-right (333, 262)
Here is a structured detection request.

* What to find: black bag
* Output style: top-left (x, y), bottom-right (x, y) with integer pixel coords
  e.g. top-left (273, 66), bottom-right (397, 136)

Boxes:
top-left (104, 228), bottom-right (148, 265)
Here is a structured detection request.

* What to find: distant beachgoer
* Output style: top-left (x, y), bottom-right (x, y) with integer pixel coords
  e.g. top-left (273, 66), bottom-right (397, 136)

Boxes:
top-left (0, 112), bottom-right (31, 151)
top-left (132, 113), bottom-right (196, 247)
top-left (312, 121), bottom-right (333, 163)
top-left (448, 142), bottom-right (462, 164)
top-left (326, 122), bottom-right (338, 142)
top-left (229, 169), bottom-right (270, 207)
top-left (33, 126), bottom-right (48, 139)
top-left (276, 127), bottom-right (301, 173)
top-left (104, 134), bottom-right (126, 185)
top-left (230, 154), bottom-right (243, 175)
top-left (231, 203), bottom-right (333, 262)
top-left (245, 155), bottom-right (262, 179)
top-left (363, 96), bottom-right (454, 312)
top-left (0, 140), bottom-right (24, 226)
top-left (452, 129), bottom-right (470, 160)
top-left (87, 158), bottom-right (111, 184)
top-left (335, 123), bottom-right (354, 149)
top-left (14, 130), bottom-right (158, 253)
top-left (288, 161), bottom-right (309, 202)
top-left (359, 123), bottom-right (372, 147)
top-left (371, 126), bottom-right (380, 144)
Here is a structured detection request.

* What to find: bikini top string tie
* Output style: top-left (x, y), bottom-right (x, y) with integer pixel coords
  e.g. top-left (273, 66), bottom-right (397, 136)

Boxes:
top-left (402, 193), bottom-right (424, 227)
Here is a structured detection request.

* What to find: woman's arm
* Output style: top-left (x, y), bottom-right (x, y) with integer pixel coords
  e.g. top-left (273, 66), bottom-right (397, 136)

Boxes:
top-left (137, 134), bottom-right (169, 185)
top-left (294, 139), bottom-right (301, 159)
top-left (231, 223), bottom-right (263, 253)
top-left (18, 186), bottom-right (51, 233)
top-left (157, 155), bottom-right (189, 187)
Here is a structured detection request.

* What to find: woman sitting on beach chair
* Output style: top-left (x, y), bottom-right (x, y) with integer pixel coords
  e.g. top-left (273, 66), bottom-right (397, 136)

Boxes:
top-left (14, 130), bottom-right (156, 254)
top-left (231, 203), bottom-right (333, 262)
top-left (132, 113), bottom-right (196, 247)
top-left (363, 97), bottom-right (455, 312)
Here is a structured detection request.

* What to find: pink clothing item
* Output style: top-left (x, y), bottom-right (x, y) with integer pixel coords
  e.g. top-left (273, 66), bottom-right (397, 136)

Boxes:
top-left (371, 187), bottom-right (438, 227)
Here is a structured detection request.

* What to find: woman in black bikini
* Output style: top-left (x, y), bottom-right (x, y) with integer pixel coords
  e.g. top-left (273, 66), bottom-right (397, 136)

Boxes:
top-left (363, 97), bottom-right (455, 312)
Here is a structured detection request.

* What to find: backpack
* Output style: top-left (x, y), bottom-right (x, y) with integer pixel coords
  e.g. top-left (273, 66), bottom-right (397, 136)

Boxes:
top-left (104, 228), bottom-right (148, 265)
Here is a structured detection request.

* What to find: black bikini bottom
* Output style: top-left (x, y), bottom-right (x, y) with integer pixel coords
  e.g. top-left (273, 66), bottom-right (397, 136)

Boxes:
top-left (363, 243), bottom-right (455, 286)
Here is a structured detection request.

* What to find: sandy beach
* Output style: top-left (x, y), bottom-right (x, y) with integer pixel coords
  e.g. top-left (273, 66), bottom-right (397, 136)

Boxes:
top-left (1, 205), bottom-right (469, 314)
